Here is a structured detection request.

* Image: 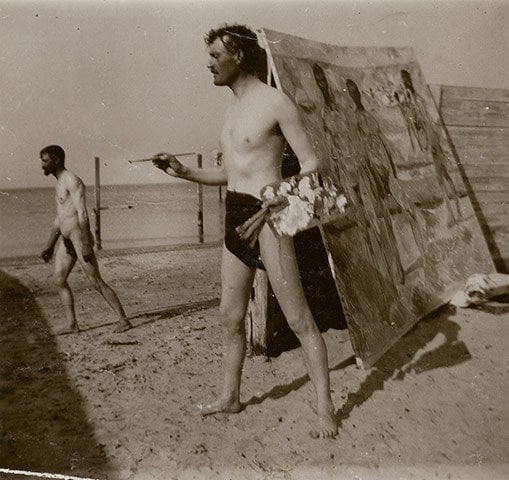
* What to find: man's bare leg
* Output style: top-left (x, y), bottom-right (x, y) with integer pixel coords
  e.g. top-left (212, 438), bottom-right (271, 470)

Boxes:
top-left (200, 246), bottom-right (255, 415)
top-left (79, 255), bottom-right (131, 332)
top-left (53, 241), bottom-right (79, 335)
top-left (259, 226), bottom-right (338, 439)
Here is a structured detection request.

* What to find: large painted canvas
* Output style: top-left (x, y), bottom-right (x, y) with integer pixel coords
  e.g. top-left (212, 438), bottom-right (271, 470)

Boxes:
top-left (259, 29), bottom-right (495, 368)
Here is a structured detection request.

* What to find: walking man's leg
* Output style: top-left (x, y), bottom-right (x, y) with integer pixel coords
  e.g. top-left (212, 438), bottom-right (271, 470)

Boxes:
top-left (77, 252), bottom-right (131, 332)
top-left (53, 240), bottom-right (79, 334)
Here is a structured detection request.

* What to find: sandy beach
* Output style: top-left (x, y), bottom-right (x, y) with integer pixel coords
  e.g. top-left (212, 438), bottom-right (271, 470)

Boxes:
top-left (0, 243), bottom-right (508, 480)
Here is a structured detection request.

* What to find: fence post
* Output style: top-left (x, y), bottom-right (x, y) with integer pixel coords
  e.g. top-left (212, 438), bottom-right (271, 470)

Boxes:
top-left (94, 156), bottom-right (102, 250)
top-left (197, 154), bottom-right (204, 243)
top-left (213, 151), bottom-right (223, 201)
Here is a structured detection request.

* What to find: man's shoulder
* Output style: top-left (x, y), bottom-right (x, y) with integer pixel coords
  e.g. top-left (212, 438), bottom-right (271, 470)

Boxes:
top-left (259, 83), bottom-right (288, 100)
top-left (61, 170), bottom-right (84, 189)
top-left (256, 83), bottom-right (294, 111)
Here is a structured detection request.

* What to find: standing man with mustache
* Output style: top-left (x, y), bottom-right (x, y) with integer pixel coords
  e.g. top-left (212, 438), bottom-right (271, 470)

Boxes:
top-left (152, 24), bottom-right (338, 438)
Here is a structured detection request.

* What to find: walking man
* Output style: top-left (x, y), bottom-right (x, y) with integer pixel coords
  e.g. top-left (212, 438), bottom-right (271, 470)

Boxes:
top-left (40, 145), bottom-right (131, 334)
top-left (152, 24), bottom-right (337, 438)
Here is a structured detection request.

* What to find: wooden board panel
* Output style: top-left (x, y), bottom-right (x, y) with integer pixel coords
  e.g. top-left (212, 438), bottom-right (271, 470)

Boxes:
top-left (440, 86), bottom-right (509, 103)
top-left (472, 202), bottom-right (509, 220)
top-left (475, 191), bottom-right (509, 203)
top-left (462, 164), bottom-right (509, 177)
top-left (245, 270), bottom-right (270, 356)
top-left (433, 85), bottom-right (509, 272)
top-left (440, 98), bottom-right (509, 128)
top-left (260, 29), bottom-right (495, 368)
top-left (468, 179), bottom-right (509, 192)
top-left (449, 133), bottom-right (509, 165)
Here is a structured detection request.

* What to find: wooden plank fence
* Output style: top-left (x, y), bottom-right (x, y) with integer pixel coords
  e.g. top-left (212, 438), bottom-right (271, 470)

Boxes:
top-left (432, 85), bottom-right (509, 272)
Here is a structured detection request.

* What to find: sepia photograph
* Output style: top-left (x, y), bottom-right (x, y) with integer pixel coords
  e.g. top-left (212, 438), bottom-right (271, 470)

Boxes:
top-left (1, 1), bottom-right (508, 479)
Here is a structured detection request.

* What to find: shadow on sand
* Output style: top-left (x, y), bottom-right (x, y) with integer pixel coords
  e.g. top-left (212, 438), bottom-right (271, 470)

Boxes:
top-left (243, 304), bottom-right (470, 422)
top-left (242, 356), bottom-right (356, 409)
top-left (334, 304), bottom-right (471, 427)
top-left (0, 269), bottom-right (113, 479)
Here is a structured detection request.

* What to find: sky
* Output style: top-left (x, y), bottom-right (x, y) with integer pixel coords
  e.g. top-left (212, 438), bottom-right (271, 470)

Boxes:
top-left (1, 0), bottom-right (507, 189)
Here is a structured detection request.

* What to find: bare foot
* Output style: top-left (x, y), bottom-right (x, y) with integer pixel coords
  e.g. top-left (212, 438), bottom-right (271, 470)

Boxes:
top-left (113, 319), bottom-right (132, 333)
top-left (55, 324), bottom-right (80, 336)
top-left (198, 398), bottom-right (242, 416)
top-left (309, 406), bottom-right (338, 439)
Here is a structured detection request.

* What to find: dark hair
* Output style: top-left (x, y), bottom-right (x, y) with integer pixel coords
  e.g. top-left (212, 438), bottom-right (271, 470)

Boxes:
top-left (40, 145), bottom-right (65, 165)
top-left (205, 24), bottom-right (263, 76)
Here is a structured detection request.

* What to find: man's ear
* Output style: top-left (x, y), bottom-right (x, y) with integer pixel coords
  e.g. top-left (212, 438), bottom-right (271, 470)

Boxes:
top-left (235, 50), bottom-right (243, 66)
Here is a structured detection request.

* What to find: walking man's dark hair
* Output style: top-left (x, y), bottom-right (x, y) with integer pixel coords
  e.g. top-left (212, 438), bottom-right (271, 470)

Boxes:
top-left (40, 145), bottom-right (65, 165)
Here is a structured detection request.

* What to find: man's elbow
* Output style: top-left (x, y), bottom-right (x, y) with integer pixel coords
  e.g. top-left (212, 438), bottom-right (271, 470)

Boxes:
top-left (301, 157), bottom-right (319, 173)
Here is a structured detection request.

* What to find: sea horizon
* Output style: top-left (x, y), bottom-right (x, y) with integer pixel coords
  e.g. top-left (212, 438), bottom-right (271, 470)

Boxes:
top-left (0, 180), bottom-right (191, 192)
top-left (0, 183), bottom-right (225, 259)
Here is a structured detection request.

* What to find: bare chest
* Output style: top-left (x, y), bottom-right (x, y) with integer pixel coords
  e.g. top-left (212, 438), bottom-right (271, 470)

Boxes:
top-left (221, 103), bottom-right (280, 151)
top-left (55, 184), bottom-right (71, 208)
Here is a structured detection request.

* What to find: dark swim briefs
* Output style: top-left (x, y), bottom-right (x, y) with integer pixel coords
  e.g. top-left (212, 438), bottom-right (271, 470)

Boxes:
top-left (225, 190), bottom-right (265, 270)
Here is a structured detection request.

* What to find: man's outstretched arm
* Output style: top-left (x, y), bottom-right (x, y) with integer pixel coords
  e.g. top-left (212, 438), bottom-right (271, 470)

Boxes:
top-left (152, 153), bottom-right (228, 186)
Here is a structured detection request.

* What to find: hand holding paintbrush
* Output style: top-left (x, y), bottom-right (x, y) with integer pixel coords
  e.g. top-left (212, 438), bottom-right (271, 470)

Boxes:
top-left (130, 153), bottom-right (187, 177)
top-left (152, 153), bottom-right (187, 176)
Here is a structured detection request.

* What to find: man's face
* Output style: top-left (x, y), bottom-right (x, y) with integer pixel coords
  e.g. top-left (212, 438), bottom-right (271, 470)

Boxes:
top-left (207, 37), bottom-right (240, 86)
top-left (41, 152), bottom-right (57, 176)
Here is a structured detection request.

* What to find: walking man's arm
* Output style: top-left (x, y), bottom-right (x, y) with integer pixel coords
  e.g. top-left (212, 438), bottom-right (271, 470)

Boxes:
top-left (40, 217), bottom-right (60, 262)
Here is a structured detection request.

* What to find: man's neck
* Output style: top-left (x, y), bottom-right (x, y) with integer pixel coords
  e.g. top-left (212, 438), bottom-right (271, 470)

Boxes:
top-left (229, 72), bottom-right (260, 98)
top-left (54, 166), bottom-right (66, 180)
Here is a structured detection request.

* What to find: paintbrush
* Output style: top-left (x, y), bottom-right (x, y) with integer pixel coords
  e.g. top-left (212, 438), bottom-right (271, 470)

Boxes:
top-left (128, 152), bottom-right (196, 164)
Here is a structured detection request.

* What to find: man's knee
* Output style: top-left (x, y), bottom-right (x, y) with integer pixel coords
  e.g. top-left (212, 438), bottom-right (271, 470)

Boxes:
top-left (219, 303), bottom-right (246, 334)
top-left (53, 271), bottom-right (68, 289)
top-left (286, 310), bottom-right (317, 337)
top-left (82, 265), bottom-right (105, 292)
top-left (87, 276), bottom-right (103, 292)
